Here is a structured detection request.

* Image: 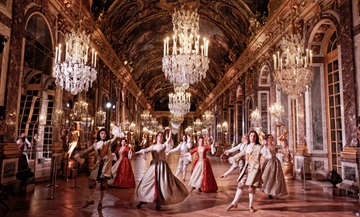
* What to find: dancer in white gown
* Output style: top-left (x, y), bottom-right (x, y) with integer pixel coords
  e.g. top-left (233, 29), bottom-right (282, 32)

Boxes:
top-left (167, 134), bottom-right (192, 182)
top-left (135, 127), bottom-right (189, 211)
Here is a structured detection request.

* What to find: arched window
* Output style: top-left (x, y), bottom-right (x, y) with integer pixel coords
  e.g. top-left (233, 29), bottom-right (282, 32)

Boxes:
top-left (324, 30), bottom-right (342, 173)
top-left (18, 14), bottom-right (54, 161)
top-left (24, 14), bottom-right (52, 75)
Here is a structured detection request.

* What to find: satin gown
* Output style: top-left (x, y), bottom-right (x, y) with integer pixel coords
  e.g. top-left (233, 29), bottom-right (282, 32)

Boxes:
top-left (261, 145), bottom-right (288, 196)
top-left (109, 146), bottom-right (135, 188)
top-left (136, 142), bottom-right (189, 205)
top-left (189, 146), bottom-right (218, 193)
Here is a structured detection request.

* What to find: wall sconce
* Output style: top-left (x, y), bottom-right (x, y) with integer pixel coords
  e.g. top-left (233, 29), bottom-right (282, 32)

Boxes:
top-left (216, 123), bottom-right (222, 132)
top-left (222, 121), bottom-right (228, 132)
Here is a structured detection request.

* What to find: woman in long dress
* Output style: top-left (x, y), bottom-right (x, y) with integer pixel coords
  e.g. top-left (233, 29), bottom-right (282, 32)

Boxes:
top-left (74, 125), bottom-right (123, 210)
top-left (187, 136), bottom-right (218, 193)
top-left (167, 134), bottom-right (192, 182)
top-left (108, 138), bottom-right (135, 188)
top-left (261, 134), bottom-right (288, 198)
top-left (135, 127), bottom-right (189, 210)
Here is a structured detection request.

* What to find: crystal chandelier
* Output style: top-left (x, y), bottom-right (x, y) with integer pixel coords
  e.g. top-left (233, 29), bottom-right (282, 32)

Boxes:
top-left (150, 117), bottom-right (158, 129)
top-left (142, 126), bottom-right (149, 134)
top-left (96, 108), bottom-right (106, 125)
top-left (141, 109), bottom-right (152, 126)
top-left (273, 33), bottom-right (314, 96)
top-left (123, 120), bottom-right (130, 132)
top-left (250, 108), bottom-right (261, 128)
top-left (162, 7), bottom-right (210, 89)
top-left (269, 102), bottom-right (285, 124)
top-left (53, 2), bottom-right (97, 95)
top-left (158, 125), bottom-right (164, 132)
top-left (168, 85), bottom-right (191, 116)
top-left (193, 118), bottom-right (202, 132)
top-left (185, 126), bottom-right (193, 135)
top-left (170, 114), bottom-right (184, 129)
top-left (201, 128), bottom-right (208, 136)
top-left (130, 122), bottom-right (136, 132)
top-left (202, 110), bottom-right (214, 128)
top-left (71, 96), bottom-right (88, 122)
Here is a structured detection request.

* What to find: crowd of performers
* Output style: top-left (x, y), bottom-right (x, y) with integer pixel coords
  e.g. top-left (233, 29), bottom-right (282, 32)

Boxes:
top-left (73, 125), bottom-right (288, 213)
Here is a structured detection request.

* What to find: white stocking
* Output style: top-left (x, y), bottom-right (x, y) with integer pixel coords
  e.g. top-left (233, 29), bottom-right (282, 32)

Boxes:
top-left (231, 188), bottom-right (243, 204)
top-left (182, 164), bottom-right (187, 179)
top-left (249, 193), bottom-right (254, 208)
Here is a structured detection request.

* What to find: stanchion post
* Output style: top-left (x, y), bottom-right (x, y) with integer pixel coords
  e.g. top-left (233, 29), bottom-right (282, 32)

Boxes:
top-left (47, 155), bottom-right (58, 200)
top-left (70, 161), bottom-right (80, 189)
top-left (65, 154), bottom-right (70, 181)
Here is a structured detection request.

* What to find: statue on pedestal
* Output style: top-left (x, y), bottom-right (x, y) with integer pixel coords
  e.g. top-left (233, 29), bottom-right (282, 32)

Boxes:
top-left (278, 129), bottom-right (294, 179)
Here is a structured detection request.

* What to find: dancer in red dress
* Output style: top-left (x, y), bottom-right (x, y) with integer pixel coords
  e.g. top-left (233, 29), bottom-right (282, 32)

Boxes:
top-left (187, 136), bottom-right (217, 193)
top-left (108, 138), bottom-right (135, 188)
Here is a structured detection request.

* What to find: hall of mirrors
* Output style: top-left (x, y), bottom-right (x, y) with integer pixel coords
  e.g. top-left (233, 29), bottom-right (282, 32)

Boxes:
top-left (0, 0), bottom-right (360, 206)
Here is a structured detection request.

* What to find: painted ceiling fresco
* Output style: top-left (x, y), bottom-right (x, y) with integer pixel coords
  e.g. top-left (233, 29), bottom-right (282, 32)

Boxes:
top-left (90, 0), bottom-right (269, 111)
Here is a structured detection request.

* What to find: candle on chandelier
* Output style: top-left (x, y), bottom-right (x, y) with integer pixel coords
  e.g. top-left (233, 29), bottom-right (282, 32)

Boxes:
top-left (310, 50), bottom-right (313, 65)
top-left (280, 57), bottom-right (283, 69)
top-left (58, 44), bottom-right (62, 63)
top-left (55, 46), bottom-right (58, 64)
top-left (305, 48), bottom-right (308, 67)
top-left (273, 54), bottom-right (277, 70)
top-left (205, 40), bottom-right (209, 56)
top-left (201, 45), bottom-right (204, 56)
top-left (91, 48), bottom-right (94, 65)
top-left (166, 37), bottom-right (169, 55)
top-left (164, 39), bottom-right (166, 56)
top-left (94, 52), bottom-right (97, 67)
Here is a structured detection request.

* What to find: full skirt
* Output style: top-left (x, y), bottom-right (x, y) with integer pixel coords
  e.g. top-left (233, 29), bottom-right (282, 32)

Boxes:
top-left (109, 157), bottom-right (135, 188)
top-left (261, 157), bottom-right (288, 197)
top-left (136, 160), bottom-right (189, 205)
top-left (189, 158), bottom-right (218, 193)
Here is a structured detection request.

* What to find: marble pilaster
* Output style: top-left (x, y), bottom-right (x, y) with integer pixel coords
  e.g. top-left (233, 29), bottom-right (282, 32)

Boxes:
top-left (339, 0), bottom-right (357, 146)
top-left (4, 0), bottom-right (26, 142)
top-left (121, 87), bottom-right (127, 125)
top-left (297, 96), bottom-right (306, 146)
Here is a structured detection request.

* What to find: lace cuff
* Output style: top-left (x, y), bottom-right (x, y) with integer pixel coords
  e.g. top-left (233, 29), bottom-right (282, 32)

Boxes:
top-left (112, 126), bottom-right (124, 138)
